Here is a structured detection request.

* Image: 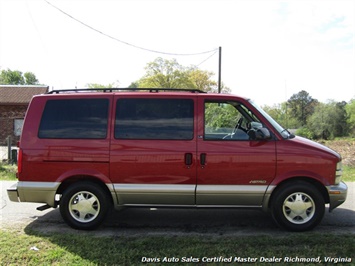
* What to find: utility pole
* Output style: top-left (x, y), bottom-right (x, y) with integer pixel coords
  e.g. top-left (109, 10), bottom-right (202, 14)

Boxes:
top-left (218, 46), bottom-right (222, 93)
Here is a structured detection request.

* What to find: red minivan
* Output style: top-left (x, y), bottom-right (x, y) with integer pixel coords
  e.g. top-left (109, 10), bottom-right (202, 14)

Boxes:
top-left (7, 88), bottom-right (347, 231)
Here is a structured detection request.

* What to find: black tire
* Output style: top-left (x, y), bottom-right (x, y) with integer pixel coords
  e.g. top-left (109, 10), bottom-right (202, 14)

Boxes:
top-left (60, 181), bottom-right (111, 230)
top-left (271, 181), bottom-right (325, 232)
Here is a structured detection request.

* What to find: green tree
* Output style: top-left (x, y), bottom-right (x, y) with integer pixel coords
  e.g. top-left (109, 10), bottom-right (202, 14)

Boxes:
top-left (86, 81), bottom-right (119, 89)
top-left (287, 90), bottom-right (318, 126)
top-left (135, 57), bottom-right (225, 93)
top-left (205, 102), bottom-right (238, 130)
top-left (334, 101), bottom-right (349, 137)
top-left (0, 69), bottom-right (25, 84)
top-left (128, 81), bottom-right (140, 88)
top-left (188, 69), bottom-right (231, 94)
top-left (188, 69), bottom-right (217, 92)
top-left (0, 69), bottom-right (39, 85)
top-left (23, 72), bottom-right (38, 85)
top-left (307, 100), bottom-right (348, 139)
top-left (295, 126), bottom-right (314, 139)
top-left (346, 98), bottom-right (355, 136)
top-left (262, 102), bottom-right (298, 129)
top-left (138, 58), bottom-right (195, 89)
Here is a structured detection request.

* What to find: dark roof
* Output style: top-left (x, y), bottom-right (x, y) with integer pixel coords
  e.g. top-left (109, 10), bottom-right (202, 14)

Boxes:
top-left (0, 85), bottom-right (48, 104)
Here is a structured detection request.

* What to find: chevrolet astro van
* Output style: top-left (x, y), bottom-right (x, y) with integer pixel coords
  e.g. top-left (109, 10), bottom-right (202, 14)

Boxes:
top-left (7, 88), bottom-right (347, 231)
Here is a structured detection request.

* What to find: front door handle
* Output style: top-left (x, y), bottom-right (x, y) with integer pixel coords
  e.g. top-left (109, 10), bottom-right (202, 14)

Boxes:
top-left (200, 153), bottom-right (206, 166)
top-left (185, 153), bottom-right (193, 166)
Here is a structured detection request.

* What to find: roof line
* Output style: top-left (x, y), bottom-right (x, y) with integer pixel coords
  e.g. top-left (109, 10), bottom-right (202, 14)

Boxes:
top-left (0, 85), bottom-right (49, 88)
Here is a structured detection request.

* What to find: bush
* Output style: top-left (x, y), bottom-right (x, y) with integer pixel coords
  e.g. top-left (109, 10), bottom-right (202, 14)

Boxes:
top-left (0, 163), bottom-right (17, 180)
top-left (295, 127), bottom-right (314, 139)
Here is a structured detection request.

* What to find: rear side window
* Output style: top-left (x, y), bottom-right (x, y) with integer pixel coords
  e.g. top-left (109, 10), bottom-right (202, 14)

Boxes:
top-left (38, 99), bottom-right (109, 139)
top-left (115, 98), bottom-right (194, 140)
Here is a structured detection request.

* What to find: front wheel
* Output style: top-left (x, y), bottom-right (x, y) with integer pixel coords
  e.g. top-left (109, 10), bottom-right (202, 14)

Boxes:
top-left (271, 181), bottom-right (325, 232)
top-left (60, 182), bottom-right (111, 230)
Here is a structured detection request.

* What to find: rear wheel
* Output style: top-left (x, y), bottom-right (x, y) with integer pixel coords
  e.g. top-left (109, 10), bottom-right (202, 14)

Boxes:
top-left (60, 182), bottom-right (111, 230)
top-left (271, 181), bottom-right (325, 232)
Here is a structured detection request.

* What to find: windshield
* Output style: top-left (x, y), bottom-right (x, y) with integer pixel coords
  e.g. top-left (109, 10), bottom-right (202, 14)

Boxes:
top-left (249, 100), bottom-right (293, 139)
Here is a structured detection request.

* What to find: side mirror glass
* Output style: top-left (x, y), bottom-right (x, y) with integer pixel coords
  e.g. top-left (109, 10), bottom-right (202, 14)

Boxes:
top-left (255, 128), bottom-right (271, 140)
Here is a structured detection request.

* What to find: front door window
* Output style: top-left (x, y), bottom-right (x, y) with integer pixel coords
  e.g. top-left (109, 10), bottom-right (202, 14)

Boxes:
top-left (204, 101), bottom-right (263, 141)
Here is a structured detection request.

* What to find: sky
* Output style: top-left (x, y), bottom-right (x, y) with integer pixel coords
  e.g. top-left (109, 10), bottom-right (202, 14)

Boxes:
top-left (0, 0), bottom-right (354, 106)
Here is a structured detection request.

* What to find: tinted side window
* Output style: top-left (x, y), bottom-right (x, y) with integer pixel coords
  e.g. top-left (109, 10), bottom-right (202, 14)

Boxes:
top-left (39, 99), bottom-right (109, 139)
top-left (115, 98), bottom-right (194, 140)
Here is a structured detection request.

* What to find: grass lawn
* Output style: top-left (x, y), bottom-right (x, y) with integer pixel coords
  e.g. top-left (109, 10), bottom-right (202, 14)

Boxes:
top-left (344, 166), bottom-right (355, 182)
top-left (0, 163), bottom-right (17, 180)
top-left (0, 229), bottom-right (354, 265)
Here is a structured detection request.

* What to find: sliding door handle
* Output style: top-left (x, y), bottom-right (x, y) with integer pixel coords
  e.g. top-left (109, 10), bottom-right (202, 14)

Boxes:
top-left (200, 153), bottom-right (206, 166)
top-left (185, 153), bottom-right (193, 166)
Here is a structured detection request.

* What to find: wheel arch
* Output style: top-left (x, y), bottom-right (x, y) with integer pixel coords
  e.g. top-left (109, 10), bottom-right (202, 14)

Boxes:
top-left (56, 175), bottom-right (114, 205)
top-left (266, 177), bottom-right (329, 210)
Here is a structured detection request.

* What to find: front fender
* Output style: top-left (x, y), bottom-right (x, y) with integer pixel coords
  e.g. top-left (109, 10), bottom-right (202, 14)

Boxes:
top-left (270, 170), bottom-right (330, 187)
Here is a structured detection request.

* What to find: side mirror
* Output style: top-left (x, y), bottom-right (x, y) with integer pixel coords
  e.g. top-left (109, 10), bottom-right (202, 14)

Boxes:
top-left (255, 128), bottom-right (271, 140)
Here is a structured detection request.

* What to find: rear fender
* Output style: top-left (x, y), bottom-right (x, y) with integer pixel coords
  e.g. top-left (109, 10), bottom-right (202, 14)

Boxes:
top-left (57, 168), bottom-right (112, 184)
top-left (55, 169), bottom-right (117, 206)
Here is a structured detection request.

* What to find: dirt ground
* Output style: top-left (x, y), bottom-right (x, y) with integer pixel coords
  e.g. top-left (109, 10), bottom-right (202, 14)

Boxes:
top-left (321, 139), bottom-right (355, 167)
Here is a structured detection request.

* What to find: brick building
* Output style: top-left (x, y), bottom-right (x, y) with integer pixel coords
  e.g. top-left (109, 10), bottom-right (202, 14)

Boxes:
top-left (0, 85), bottom-right (49, 145)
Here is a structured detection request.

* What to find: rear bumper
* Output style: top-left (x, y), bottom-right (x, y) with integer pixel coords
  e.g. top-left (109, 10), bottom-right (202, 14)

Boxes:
top-left (327, 181), bottom-right (348, 212)
top-left (7, 181), bottom-right (61, 207)
top-left (7, 183), bottom-right (20, 202)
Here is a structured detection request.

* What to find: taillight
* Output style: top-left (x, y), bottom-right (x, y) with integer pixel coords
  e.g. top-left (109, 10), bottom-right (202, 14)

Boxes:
top-left (17, 148), bottom-right (23, 175)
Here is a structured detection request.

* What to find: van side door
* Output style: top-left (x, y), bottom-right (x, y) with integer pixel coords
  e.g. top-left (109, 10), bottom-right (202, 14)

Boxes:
top-left (196, 97), bottom-right (276, 206)
top-left (110, 95), bottom-right (197, 206)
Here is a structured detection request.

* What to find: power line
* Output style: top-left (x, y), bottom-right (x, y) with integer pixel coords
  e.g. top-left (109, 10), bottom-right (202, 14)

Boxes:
top-left (44, 0), bottom-right (218, 56)
top-left (197, 49), bottom-right (218, 67)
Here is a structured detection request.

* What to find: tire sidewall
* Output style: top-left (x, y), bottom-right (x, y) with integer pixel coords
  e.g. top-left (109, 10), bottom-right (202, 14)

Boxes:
top-left (60, 182), bottom-right (110, 230)
top-left (271, 182), bottom-right (325, 232)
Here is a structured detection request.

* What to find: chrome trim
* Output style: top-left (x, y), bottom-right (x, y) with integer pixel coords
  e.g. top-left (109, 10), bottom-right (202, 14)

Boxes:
top-left (196, 205), bottom-right (261, 208)
top-left (106, 183), bottom-right (120, 208)
top-left (196, 185), bottom-right (268, 206)
top-left (9, 181), bottom-right (118, 209)
top-left (7, 183), bottom-right (20, 202)
top-left (262, 185), bottom-right (277, 212)
top-left (113, 184), bottom-right (269, 207)
top-left (9, 181), bottom-right (61, 207)
top-left (197, 185), bottom-right (268, 193)
top-left (327, 181), bottom-right (348, 211)
top-left (113, 184), bottom-right (196, 205)
top-left (114, 184), bottom-right (195, 193)
top-left (122, 204), bottom-right (261, 208)
top-left (122, 204), bottom-right (194, 207)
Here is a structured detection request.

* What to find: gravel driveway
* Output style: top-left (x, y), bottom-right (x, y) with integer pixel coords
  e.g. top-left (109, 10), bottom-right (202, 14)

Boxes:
top-left (1, 181), bottom-right (354, 236)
